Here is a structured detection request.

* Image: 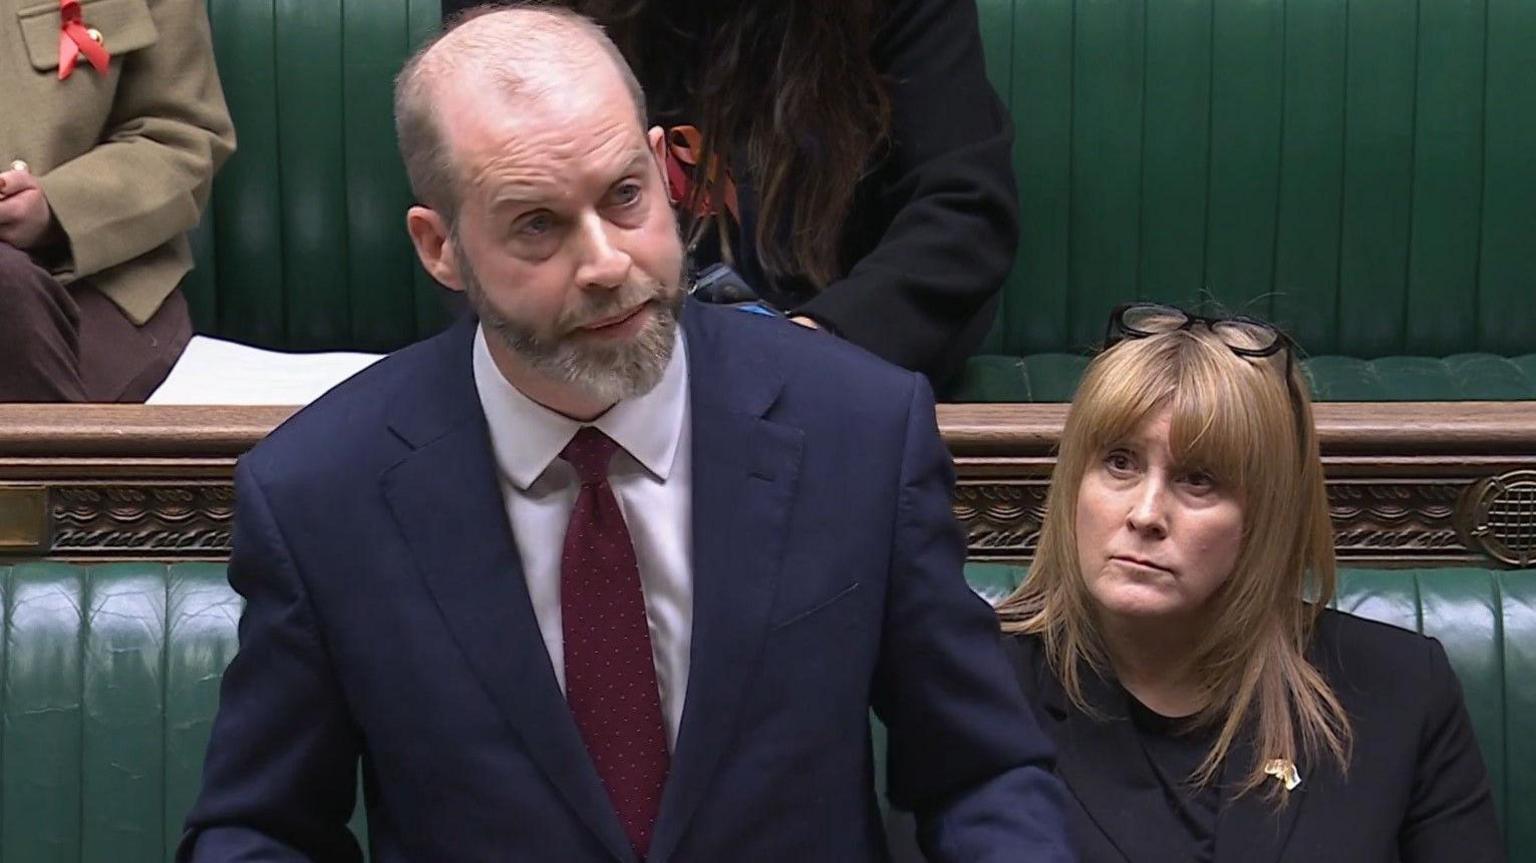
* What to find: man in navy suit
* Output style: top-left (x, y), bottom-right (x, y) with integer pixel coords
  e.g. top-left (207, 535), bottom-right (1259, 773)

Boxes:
top-left (179, 6), bottom-right (1069, 861)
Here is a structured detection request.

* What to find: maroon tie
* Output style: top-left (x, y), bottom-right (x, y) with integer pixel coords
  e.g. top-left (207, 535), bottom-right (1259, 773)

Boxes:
top-left (560, 427), bottom-right (670, 857)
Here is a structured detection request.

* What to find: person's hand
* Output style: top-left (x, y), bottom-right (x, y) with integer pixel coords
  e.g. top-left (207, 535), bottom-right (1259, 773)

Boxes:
top-left (789, 315), bottom-right (820, 330)
top-left (0, 169), bottom-right (57, 250)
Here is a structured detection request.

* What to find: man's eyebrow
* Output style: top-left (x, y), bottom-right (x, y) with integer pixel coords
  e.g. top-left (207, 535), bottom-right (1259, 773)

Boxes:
top-left (599, 149), bottom-right (652, 185)
top-left (489, 186), bottom-right (547, 212)
top-left (488, 148), bottom-right (651, 211)
top-left (618, 149), bottom-right (650, 173)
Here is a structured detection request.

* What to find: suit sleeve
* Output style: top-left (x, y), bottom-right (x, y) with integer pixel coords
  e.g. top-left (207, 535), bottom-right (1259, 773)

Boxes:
top-left (37, 0), bottom-right (236, 282)
top-left (177, 461), bottom-right (364, 863)
top-left (1399, 637), bottom-right (1506, 862)
top-left (793, 0), bottom-right (1016, 384)
top-left (871, 373), bottom-right (1071, 863)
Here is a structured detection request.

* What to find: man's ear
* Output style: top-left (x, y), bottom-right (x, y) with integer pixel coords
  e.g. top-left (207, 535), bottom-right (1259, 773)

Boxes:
top-left (648, 125), bottom-right (668, 180)
top-left (406, 205), bottom-right (464, 291)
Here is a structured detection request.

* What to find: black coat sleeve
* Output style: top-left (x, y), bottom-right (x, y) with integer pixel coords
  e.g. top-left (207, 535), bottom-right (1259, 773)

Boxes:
top-left (794, 0), bottom-right (1018, 386)
top-left (1399, 637), bottom-right (1506, 862)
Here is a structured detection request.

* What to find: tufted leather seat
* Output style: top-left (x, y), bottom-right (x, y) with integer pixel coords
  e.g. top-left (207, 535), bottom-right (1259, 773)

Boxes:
top-left (1, 561), bottom-right (1529, 860)
top-left (0, 562), bottom-right (370, 860)
top-left (0, 563), bottom-right (237, 860)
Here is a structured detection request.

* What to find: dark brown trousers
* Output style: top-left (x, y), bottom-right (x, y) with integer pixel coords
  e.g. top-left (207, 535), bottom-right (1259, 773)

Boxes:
top-left (0, 242), bottom-right (191, 402)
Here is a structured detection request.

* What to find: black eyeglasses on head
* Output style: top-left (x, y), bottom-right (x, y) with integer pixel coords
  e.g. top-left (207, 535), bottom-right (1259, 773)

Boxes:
top-left (1103, 302), bottom-right (1310, 451)
top-left (1103, 302), bottom-right (1297, 380)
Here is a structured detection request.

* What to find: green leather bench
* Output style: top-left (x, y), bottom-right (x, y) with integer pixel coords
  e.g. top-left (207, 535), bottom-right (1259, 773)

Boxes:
top-left (1, 561), bottom-right (1529, 860)
top-left (180, 0), bottom-right (1535, 400)
top-left (957, 0), bottom-right (1536, 401)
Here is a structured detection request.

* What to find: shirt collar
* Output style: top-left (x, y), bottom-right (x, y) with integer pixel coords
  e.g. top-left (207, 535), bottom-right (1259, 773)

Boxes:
top-left (472, 324), bottom-right (689, 491)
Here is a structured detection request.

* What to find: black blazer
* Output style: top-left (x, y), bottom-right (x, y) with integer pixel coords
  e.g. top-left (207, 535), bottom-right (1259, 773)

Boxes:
top-left (440, 0), bottom-right (1017, 388)
top-left (1004, 610), bottom-right (1505, 863)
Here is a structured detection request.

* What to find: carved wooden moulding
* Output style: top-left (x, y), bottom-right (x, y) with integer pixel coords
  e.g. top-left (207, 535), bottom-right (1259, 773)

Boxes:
top-left (956, 477), bottom-right (1485, 564)
top-left (53, 483), bottom-right (235, 555)
top-left (0, 482), bottom-right (235, 557)
top-left (953, 480), bottom-right (1049, 559)
top-left (1, 402), bottom-right (1534, 566)
top-left (0, 474), bottom-right (1512, 564)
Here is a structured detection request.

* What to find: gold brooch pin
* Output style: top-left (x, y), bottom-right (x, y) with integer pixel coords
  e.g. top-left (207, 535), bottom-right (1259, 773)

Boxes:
top-left (1263, 758), bottom-right (1301, 791)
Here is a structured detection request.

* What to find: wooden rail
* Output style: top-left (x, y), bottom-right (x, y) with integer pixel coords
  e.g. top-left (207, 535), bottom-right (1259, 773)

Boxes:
top-left (2, 403), bottom-right (1534, 565)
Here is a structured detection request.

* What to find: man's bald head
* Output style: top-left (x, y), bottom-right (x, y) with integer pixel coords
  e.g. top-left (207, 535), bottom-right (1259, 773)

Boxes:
top-left (394, 3), bottom-right (647, 220)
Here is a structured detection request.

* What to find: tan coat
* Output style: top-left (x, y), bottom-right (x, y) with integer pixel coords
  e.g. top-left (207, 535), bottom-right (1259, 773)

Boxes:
top-left (2, 0), bottom-right (235, 324)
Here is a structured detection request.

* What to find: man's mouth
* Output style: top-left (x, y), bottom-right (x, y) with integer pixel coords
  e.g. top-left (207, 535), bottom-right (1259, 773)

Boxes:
top-left (577, 303), bottom-right (648, 332)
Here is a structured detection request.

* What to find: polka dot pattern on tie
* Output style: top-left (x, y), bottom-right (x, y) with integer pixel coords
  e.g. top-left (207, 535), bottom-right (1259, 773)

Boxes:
top-left (560, 427), bottom-right (670, 858)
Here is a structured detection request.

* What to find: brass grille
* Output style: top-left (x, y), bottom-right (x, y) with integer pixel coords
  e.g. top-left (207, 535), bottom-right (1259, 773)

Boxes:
top-left (1462, 471), bottom-right (1536, 567)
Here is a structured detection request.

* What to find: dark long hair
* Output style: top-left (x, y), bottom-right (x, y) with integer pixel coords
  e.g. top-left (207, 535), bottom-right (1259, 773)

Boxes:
top-left (573, 0), bottom-right (892, 288)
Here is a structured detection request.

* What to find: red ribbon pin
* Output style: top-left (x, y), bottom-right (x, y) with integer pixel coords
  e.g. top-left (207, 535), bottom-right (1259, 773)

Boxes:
top-left (58, 0), bottom-right (111, 80)
top-left (663, 125), bottom-right (740, 223)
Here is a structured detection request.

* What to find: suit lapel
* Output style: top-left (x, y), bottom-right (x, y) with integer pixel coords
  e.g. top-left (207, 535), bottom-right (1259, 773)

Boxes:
top-left (646, 304), bottom-right (803, 863)
top-left (1035, 659), bottom-right (1194, 863)
top-left (1212, 726), bottom-right (1308, 863)
top-left (380, 319), bottom-right (634, 863)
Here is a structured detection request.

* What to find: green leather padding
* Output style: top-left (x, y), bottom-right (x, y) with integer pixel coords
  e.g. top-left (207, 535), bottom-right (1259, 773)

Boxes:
top-left (184, 0), bottom-right (447, 351)
top-left (0, 562), bottom-right (230, 860)
top-left (1506, 572), bottom-right (1536, 858)
top-left (967, 562), bottom-right (1535, 856)
top-left (183, 0), bottom-right (1533, 371)
top-left (0, 560), bottom-right (1528, 859)
top-left (954, 352), bottom-right (1536, 402)
top-left (0, 563), bottom-right (366, 862)
top-left (975, 0), bottom-right (1534, 360)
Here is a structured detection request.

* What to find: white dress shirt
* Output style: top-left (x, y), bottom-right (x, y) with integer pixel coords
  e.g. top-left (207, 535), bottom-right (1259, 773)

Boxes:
top-left (471, 326), bottom-right (693, 749)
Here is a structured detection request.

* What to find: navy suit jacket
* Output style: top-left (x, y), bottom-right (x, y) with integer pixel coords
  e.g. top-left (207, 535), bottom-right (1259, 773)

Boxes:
top-left (179, 302), bottom-right (1070, 862)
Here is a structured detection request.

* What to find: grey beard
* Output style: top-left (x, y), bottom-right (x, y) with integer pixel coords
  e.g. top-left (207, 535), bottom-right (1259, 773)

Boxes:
top-left (456, 246), bottom-right (684, 405)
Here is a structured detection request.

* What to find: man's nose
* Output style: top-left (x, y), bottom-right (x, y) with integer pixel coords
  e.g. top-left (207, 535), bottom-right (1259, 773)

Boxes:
top-left (574, 212), bottom-right (631, 290)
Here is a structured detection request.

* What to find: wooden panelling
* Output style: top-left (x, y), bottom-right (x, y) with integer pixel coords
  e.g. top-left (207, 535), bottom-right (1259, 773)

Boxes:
top-left (2, 403), bottom-right (1532, 566)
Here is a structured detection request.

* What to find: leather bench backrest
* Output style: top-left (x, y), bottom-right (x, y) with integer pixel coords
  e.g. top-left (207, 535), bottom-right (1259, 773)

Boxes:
top-left (185, 0), bottom-right (1534, 359)
top-left (0, 562), bottom-right (372, 860)
top-left (181, 0), bottom-right (448, 352)
top-left (2, 561), bottom-right (1531, 860)
top-left (970, 0), bottom-right (1535, 358)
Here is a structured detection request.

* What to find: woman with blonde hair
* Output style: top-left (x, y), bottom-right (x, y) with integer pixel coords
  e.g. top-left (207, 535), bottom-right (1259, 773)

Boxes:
top-left (997, 303), bottom-right (1502, 862)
